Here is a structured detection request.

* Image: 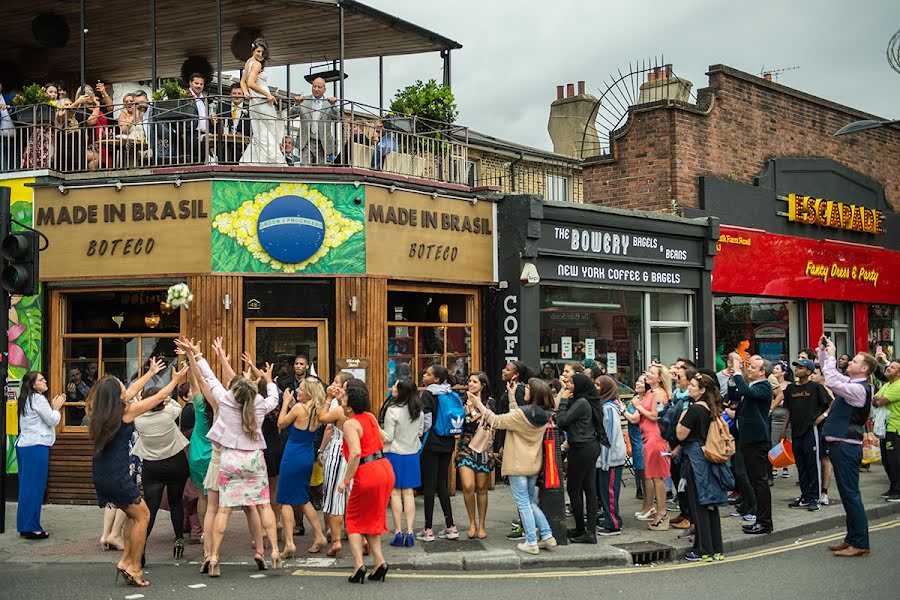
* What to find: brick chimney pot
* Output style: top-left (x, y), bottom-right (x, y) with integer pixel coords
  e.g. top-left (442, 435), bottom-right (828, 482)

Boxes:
top-left (566, 83), bottom-right (575, 97)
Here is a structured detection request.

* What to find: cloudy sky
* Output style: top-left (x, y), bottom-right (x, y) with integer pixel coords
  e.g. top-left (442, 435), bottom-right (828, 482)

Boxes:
top-left (267, 0), bottom-right (900, 150)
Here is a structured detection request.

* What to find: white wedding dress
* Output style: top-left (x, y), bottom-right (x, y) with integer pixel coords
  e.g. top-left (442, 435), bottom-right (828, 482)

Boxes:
top-left (240, 68), bottom-right (285, 165)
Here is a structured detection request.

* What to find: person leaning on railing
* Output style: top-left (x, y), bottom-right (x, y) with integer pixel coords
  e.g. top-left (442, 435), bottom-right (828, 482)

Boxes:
top-left (0, 81), bottom-right (17, 171)
top-left (118, 93), bottom-right (137, 136)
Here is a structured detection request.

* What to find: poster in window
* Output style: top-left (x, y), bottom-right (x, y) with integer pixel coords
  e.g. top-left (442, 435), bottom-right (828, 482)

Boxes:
top-left (585, 338), bottom-right (596, 360)
top-left (561, 337), bottom-right (573, 359)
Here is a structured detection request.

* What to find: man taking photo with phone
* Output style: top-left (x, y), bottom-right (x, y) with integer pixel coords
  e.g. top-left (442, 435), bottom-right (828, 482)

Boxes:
top-left (817, 336), bottom-right (878, 557)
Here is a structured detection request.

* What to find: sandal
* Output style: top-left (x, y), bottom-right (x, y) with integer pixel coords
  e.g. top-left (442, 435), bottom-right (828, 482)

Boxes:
top-left (326, 543), bottom-right (343, 558)
top-left (123, 569), bottom-right (151, 587)
top-left (647, 514), bottom-right (670, 531)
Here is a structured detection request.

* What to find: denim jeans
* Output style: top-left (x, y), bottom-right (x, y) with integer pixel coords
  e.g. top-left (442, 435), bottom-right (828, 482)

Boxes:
top-left (509, 475), bottom-right (552, 545)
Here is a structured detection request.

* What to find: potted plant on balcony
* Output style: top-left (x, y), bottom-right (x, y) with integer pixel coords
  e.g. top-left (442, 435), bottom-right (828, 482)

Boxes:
top-left (11, 84), bottom-right (55, 125)
top-left (389, 79), bottom-right (460, 181)
top-left (151, 79), bottom-right (196, 121)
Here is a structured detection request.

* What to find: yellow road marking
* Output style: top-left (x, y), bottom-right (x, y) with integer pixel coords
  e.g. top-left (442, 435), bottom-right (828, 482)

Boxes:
top-left (291, 518), bottom-right (900, 580)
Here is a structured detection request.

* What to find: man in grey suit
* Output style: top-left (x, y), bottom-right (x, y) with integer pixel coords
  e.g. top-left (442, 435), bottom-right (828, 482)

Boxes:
top-left (290, 77), bottom-right (338, 164)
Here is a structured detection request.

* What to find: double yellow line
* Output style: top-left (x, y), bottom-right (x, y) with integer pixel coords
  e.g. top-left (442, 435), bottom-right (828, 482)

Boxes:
top-left (291, 518), bottom-right (900, 580)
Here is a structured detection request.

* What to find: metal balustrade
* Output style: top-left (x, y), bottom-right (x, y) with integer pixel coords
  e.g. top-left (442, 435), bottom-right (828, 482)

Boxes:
top-left (0, 99), bottom-right (469, 185)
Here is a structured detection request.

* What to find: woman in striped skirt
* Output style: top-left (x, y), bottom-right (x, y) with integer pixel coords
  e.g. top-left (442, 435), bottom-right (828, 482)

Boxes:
top-left (318, 371), bottom-right (354, 557)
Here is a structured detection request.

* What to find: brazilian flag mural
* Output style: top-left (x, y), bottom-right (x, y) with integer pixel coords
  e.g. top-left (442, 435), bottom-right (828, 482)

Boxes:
top-left (211, 181), bottom-right (365, 274)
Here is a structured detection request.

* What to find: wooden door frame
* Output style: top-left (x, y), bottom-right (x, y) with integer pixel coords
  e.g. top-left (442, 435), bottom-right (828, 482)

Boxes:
top-left (244, 318), bottom-right (331, 383)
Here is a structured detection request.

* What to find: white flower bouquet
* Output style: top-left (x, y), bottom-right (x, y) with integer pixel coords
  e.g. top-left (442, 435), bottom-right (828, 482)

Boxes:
top-left (167, 282), bottom-right (194, 310)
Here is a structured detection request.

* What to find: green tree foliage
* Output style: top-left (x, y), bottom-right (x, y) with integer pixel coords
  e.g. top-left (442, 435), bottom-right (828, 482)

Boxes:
top-left (389, 79), bottom-right (458, 128)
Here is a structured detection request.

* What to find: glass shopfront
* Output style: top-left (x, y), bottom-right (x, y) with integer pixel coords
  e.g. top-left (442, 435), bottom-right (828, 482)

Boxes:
top-left (540, 285), bottom-right (694, 388)
top-left (714, 295), bottom-right (801, 364)
top-left (58, 289), bottom-right (180, 427)
top-left (869, 304), bottom-right (897, 361)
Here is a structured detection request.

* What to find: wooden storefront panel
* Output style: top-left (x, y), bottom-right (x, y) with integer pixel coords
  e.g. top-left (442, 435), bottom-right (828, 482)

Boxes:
top-left (335, 277), bottom-right (388, 413)
top-left (186, 274), bottom-right (243, 382)
top-left (47, 430), bottom-right (95, 505)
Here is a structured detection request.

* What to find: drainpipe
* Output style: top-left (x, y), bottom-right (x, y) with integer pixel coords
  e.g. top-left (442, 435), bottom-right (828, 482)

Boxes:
top-left (509, 152), bottom-right (524, 192)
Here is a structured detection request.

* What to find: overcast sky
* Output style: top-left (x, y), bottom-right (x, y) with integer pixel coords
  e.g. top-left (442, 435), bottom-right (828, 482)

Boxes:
top-left (266, 0), bottom-right (900, 150)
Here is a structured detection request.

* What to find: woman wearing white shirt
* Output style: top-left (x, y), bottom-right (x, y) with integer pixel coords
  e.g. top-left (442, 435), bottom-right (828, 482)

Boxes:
top-left (133, 387), bottom-right (190, 559)
top-left (16, 371), bottom-right (65, 539)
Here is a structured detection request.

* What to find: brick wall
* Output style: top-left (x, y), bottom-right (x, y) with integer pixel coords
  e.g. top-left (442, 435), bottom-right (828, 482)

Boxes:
top-left (584, 65), bottom-right (900, 212)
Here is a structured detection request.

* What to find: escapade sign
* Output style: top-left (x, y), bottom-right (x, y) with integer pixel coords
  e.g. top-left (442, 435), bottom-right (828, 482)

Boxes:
top-left (780, 193), bottom-right (885, 235)
top-left (713, 225), bottom-right (898, 304)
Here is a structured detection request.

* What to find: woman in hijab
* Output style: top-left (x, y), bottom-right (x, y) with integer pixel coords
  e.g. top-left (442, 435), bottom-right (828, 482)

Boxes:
top-left (556, 374), bottom-right (601, 543)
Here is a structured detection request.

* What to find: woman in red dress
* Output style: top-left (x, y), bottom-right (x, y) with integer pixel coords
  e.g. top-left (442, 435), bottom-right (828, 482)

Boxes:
top-left (624, 363), bottom-right (672, 530)
top-left (338, 383), bottom-right (395, 583)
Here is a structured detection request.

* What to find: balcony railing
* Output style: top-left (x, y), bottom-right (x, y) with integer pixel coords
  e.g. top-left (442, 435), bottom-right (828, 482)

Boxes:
top-left (0, 99), bottom-right (470, 185)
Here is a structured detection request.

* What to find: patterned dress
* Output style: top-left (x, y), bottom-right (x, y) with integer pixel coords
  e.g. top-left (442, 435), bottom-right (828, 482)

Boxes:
top-left (455, 397), bottom-right (496, 474)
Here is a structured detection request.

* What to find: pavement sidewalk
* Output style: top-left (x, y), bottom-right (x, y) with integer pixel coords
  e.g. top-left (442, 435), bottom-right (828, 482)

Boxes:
top-left (3, 465), bottom-right (899, 571)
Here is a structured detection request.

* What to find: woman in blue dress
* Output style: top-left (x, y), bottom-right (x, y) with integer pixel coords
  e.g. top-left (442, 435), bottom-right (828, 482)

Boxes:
top-left (276, 377), bottom-right (329, 558)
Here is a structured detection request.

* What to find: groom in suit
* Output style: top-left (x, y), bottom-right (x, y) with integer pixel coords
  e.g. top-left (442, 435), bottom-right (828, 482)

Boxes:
top-left (289, 77), bottom-right (338, 165)
top-left (212, 83), bottom-right (252, 164)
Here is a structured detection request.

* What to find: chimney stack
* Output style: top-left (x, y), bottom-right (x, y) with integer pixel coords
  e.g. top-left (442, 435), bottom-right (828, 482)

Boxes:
top-left (548, 80), bottom-right (598, 159)
top-left (638, 63), bottom-right (693, 105)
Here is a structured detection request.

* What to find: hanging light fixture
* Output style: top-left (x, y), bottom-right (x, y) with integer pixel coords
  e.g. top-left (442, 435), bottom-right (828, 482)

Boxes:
top-left (438, 303), bottom-right (449, 324)
top-left (144, 313), bottom-right (161, 329)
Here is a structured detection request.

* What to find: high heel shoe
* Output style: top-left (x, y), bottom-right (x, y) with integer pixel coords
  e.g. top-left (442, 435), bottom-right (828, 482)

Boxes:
top-left (327, 543), bottom-right (343, 558)
top-left (362, 539), bottom-right (370, 556)
top-left (647, 514), bottom-right (670, 531)
top-left (308, 538), bottom-right (327, 554)
top-left (174, 538), bottom-right (185, 559)
top-left (368, 563), bottom-right (389, 582)
top-left (281, 544), bottom-right (296, 559)
top-left (208, 559), bottom-right (221, 577)
top-left (254, 552), bottom-right (269, 571)
top-left (115, 566), bottom-right (127, 582)
top-left (348, 565), bottom-right (367, 584)
top-left (122, 569), bottom-right (150, 587)
top-left (635, 508), bottom-right (657, 521)
top-left (271, 552), bottom-right (283, 570)
top-left (199, 558), bottom-right (211, 574)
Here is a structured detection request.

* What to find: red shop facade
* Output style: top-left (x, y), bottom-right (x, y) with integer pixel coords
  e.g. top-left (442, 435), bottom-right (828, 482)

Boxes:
top-left (693, 158), bottom-right (900, 364)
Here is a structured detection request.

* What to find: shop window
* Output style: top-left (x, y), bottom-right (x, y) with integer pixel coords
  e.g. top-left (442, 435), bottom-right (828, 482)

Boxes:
top-left (387, 288), bottom-right (478, 389)
top-left (647, 293), bottom-right (692, 365)
top-left (715, 296), bottom-right (796, 364)
top-left (59, 290), bottom-right (180, 427)
top-left (868, 304), bottom-right (896, 361)
top-left (823, 301), bottom-right (852, 358)
top-left (539, 286), bottom-right (644, 391)
top-left (546, 174), bottom-right (570, 202)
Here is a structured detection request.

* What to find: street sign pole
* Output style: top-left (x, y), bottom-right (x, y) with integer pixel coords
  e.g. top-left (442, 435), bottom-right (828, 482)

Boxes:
top-left (0, 187), bottom-right (10, 534)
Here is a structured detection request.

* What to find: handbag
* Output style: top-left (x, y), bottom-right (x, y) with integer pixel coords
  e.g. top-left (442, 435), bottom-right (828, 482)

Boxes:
top-left (468, 417), bottom-right (494, 454)
top-left (540, 420), bottom-right (562, 489)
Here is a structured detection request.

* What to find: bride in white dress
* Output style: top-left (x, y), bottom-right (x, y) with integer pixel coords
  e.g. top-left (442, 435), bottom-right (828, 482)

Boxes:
top-left (240, 38), bottom-right (284, 165)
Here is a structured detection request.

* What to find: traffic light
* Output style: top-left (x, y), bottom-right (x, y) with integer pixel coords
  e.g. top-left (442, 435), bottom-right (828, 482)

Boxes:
top-left (1, 230), bottom-right (40, 296)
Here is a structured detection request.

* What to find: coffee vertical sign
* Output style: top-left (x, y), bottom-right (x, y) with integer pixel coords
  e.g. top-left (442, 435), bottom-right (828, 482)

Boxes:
top-left (34, 182), bottom-right (213, 279)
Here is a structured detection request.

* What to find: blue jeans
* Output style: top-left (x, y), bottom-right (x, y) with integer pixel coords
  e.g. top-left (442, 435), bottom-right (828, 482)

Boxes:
top-left (829, 442), bottom-right (868, 549)
top-left (509, 475), bottom-right (552, 545)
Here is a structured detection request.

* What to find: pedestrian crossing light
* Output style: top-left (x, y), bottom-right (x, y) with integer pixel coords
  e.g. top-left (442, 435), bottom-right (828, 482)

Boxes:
top-left (1, 230), bottom-right (40, 296)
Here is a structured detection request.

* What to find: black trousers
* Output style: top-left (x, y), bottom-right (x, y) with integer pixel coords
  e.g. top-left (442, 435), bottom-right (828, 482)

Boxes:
top-left (142, 451), bottom-right (190, 540)
top-left (793, 428), bottom-right (822, 503)
top-left (671, 455), bottom-right (690, 520)
top-left (883, 432), bottom-right (900, 496)
top-left (684, 458), bottom-right (723, 555)
top-left (566, 441), bottom-right (600, 533)
top-left (421, 449), bottom-right (454, 530)
top-left (743, 441), bottom-right (772, 530)
top-left (733, 438), bottom-right (757, 515)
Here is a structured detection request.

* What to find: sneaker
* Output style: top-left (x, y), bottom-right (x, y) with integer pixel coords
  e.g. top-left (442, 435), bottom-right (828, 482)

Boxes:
top-left (742, 513), bottom-right (757, 522)
top-left (771, 469), bottom-right (778, 478)
top-left (565, 503), bottom-right (573, 516)
top-left (438, 526), bottom-right (460, 540)
top-left (880, 490), bottom-right (892, 498)
top-left (887, 494), bottom-right (900, 503)
top-left (788, 498), bottom-right (810, 509)
top-left (728, 509), bottom-right (742, 518)
top-left (404, 532), bottom-right (415, 547)
top-left (807, 501), bottom-right (821, 512)
top-left (712, 553), bottom-right (725, 561)
top-left (390, 532), bottom-right (405, 547)
top-left (820, 494), bottom-right (831, 506)
top-left (415, 528), bottom-right (435, 542)
top-left (506, 526), bottom-right (525, 541)
top-left (516, 542), bottom-right (539, 555)
top-left (683, 550), bottom-right (704, 562)
top-left (703, 554), bottom-right (714, 562)
top-left (537, 536), bottom-right (558, 549)
top-left (666, 499), bottom-right (680, 512)
top-left (677, 531), bottom-right (695, 542)
top-left (597, 527), bottom-right (622, 537)
top-left (510, 519), bottom-right (521, 528)
top-left (781, 469), bottom-right (790, 478)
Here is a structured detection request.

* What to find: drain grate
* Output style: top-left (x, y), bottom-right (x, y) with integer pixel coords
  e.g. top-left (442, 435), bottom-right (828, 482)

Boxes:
top-left (612, 541), bottom-right (676, 564)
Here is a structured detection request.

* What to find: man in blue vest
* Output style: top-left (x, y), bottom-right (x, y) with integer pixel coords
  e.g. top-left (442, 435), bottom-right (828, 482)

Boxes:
top-left (817, 336), bottom-right (878, 557)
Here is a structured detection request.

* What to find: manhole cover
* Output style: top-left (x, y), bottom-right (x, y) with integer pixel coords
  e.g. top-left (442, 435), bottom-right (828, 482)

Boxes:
top-left (421, 539), bottom-right (487, 553)
top-left (612, 541), bottom-right (675, 564)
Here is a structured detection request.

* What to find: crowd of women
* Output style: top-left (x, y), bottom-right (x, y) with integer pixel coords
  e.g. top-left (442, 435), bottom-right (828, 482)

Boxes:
top-left (14, 336), bottom-right (896, 585)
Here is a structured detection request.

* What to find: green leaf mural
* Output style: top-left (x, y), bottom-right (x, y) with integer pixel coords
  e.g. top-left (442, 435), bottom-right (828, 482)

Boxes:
top-left (211, 181), bottom-right (366, 275)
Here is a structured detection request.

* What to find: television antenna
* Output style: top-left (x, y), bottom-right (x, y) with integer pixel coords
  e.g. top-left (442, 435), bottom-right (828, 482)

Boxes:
top-left (759, 65), bottom-right (799, 81)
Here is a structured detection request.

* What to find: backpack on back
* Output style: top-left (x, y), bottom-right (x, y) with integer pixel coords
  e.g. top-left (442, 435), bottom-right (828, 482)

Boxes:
top-left (432, 391), bottom-right (465, 437)
top-left (697, 401), bottom-right (736, 464)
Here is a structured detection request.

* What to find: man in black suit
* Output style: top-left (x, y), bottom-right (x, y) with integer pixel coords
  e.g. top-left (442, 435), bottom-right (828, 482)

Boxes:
top-left (211, 83), bottom-right (251, 164)
top-left (729, 354), bottom-right (774, 535)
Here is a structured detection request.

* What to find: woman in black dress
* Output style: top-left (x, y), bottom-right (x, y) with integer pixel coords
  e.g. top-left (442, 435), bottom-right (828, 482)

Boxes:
top-left (88, 359), bottom-right (187, 588)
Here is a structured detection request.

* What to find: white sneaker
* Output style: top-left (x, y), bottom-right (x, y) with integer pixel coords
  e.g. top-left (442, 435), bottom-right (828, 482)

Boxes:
top-left (516, 542), bottom-right (539, 555)
top-left (820, 494), bottom-right (830, 506)
top-left (437, 526), bottom-right (459, 540)
top-left (415, 528), bottom-right (435, 542)
top-left (537, 536), bottom-right (558, 549)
